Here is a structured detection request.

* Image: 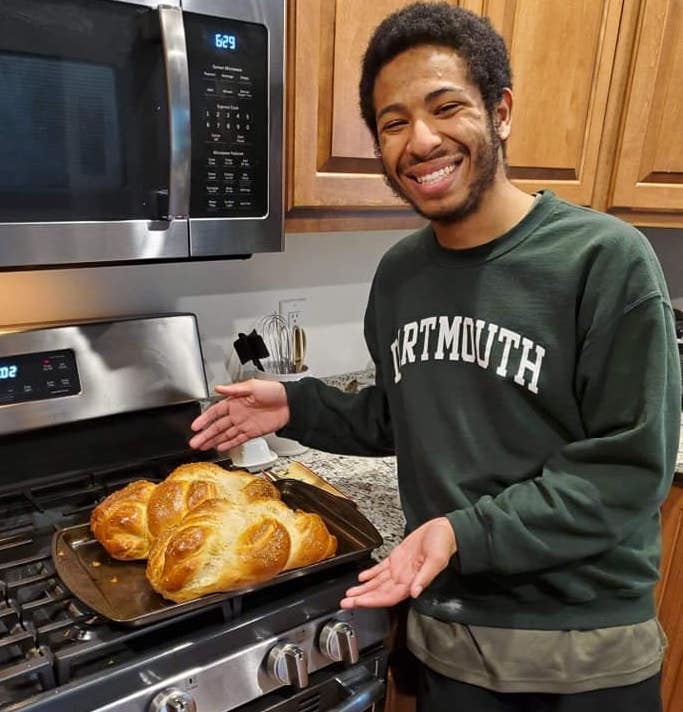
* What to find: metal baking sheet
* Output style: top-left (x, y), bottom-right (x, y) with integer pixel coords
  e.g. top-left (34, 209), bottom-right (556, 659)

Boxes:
top-left (52, 480), bottom-right (382, 626)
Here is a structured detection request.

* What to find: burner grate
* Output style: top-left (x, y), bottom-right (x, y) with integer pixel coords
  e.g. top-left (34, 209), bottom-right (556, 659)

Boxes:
top-left (0, 645), bottom-right (55, 706)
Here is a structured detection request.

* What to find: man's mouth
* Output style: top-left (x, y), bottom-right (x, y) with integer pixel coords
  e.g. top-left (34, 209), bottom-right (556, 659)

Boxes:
top-left (415, 163), bottom-right (457, 184)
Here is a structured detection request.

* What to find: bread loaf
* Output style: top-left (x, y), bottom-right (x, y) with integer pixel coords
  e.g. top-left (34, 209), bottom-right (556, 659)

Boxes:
top-left (146, 498), bottom-right (291, 602)
top-left (146, 462), bottom-right (280, 538)
top-left (246, 499), bottom-right (338, 570)
top-left (90, 480), bottom-right (157, 560)
top-left (146, 497), bottom-right (338, 602)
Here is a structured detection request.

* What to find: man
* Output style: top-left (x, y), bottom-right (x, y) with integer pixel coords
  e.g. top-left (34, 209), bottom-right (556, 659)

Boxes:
top-left (189, 3), bottom-right (680, 710)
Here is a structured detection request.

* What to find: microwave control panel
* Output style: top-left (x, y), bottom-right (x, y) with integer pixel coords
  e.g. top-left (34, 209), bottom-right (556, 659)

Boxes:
top-left (186, 14), bottom-right (269, 219)
top-left (0, 350), bottom-right (81, 405)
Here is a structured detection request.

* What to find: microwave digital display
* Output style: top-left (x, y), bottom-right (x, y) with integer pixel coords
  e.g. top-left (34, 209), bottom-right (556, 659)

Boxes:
top-left (0, 349), bottom-right (80, 405)
top-left (214, 33), bottom-right (237, 51)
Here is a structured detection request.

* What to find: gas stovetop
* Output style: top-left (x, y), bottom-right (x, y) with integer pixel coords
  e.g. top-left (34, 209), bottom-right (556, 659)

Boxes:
top-left (0, 316), bottom-right (389, 712)
top-left (0, 456), bottom-right (388, 711)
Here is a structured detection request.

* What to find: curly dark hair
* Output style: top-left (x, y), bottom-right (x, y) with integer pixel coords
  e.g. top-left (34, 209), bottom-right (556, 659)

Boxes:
top-left (359, 2), bottom-right (512, 144)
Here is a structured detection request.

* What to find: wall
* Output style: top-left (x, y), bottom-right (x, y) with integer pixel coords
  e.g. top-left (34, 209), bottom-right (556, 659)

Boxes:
top-left (644, 228), bottom-right (683, 306)
top-left (0, 230), bottom-right (403, 389)
top-left (1, 226), bottom-right (681, 391)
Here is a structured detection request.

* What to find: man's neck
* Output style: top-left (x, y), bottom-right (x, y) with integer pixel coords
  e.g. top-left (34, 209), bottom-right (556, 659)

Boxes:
top-left (432, 181), bottom-right (536, 250)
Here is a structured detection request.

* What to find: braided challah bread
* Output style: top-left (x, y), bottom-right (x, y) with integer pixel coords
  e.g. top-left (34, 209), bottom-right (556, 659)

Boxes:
top-left (90, 463), bottom-right (279, 560)
top-left (146, 462), bottom-right (280, 538)
top-left (90, 480), bottom-right (158, 560)
top-left (146, 497), bottom-right (338, 602)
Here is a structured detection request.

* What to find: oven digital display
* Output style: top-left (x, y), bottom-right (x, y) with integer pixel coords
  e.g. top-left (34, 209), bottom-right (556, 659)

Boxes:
top-left (0, 349), bottom-right (80, 404)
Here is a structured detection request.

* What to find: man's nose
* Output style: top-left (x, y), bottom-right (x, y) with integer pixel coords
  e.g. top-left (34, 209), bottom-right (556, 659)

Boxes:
top-left (407, 119), bottom-right (442, 155)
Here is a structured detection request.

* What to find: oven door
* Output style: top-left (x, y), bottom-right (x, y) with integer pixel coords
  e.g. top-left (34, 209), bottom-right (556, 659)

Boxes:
top-left (0, 0), bottom-right (188, 267)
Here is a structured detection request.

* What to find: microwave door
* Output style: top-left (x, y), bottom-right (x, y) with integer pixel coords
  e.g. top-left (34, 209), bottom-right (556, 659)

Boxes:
top-left (0, 0), bottom-right (189, 268)
top-left (183, 0), bottom-right (284, 257)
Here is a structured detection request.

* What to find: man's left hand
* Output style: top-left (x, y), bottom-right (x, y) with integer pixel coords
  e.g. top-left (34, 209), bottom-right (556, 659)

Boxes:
top-left (340, 517), bottom-right (457, 608)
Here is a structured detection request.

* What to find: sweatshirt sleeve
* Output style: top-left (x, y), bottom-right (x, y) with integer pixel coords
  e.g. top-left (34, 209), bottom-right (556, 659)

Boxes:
top-left (449, 295), bottom-right (681, 576)
top-left (279, 269), bottom-right (396, 457)
top-left (279, 377), bottom-right (395, 456)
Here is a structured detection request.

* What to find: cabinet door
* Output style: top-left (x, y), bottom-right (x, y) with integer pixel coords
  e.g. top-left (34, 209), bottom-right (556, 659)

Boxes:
top-left (609, 0), bottom-right (683, 214)
top-left (286, 0), bottom-right (480, 232)
top-left (656, 484), bottom-right (683, 712)
top-left (483, 0), bottom-right (623, 206)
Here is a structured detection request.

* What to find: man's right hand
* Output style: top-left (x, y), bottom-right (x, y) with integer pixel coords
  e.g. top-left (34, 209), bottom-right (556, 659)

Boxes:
top-left (189, 379), bottom-right (290, 452)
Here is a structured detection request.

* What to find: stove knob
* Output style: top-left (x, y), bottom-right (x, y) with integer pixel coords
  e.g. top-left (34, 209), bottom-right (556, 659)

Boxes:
top-left (149, 688), bottom-right (197, 712)
top-left (319, 620), bottom-right (359, 664)
top-left (266, 642), bottom-right (310, 688)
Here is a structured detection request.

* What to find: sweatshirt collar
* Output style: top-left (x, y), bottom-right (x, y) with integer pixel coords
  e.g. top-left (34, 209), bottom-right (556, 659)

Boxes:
top-left (421, 190), bottom-right (556, 265)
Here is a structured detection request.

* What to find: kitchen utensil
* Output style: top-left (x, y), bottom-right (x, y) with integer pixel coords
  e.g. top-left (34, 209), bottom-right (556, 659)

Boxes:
top-left (255, 368), bottom-right (311, 455)
top-left (263, 461), bottom-right (351, 501)
top-left (293, 325), bottom-right (307, 373)
top-left (257, 313), bottom-right (293, 374)
top-left (233, 329), bottom-right (269, 371)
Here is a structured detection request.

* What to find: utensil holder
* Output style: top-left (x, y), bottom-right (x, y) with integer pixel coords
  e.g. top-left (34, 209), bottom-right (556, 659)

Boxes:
top-left (254, 368), bottom-right (311, 456)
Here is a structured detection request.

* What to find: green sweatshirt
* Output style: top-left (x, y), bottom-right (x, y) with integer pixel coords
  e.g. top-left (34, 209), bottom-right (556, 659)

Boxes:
top-left (281, 191), bottom-right (681, 630)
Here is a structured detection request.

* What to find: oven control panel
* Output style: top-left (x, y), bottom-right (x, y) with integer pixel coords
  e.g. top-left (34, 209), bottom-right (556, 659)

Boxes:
top-left (92, 608), bottom-right (388, 712)
top-left (265, 619), bottom-right (361, 687)
top-left (0, 349), bottom-right (80, 405)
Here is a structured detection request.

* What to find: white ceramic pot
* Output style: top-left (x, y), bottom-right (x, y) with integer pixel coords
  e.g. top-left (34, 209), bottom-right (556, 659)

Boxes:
top-left (254, 368), bottom-right (311, 456)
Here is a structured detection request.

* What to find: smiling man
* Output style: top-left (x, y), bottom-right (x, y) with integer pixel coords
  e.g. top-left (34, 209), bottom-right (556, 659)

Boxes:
top-left (189, 4), bottom-right (681, 711)
top-left (370, 45), bottom-right (529, 243)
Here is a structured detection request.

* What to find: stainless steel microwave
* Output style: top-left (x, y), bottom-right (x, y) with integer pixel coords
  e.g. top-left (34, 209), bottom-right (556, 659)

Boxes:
top-left (0, 0), bottom-right (284, 269)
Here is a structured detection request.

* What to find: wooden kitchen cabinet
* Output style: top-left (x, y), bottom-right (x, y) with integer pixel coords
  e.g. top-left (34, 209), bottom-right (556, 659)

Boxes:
top-left (383, 602), bottom-right (417, 712)
top-left (285, 0), bottom-right (478, 233)
top-left (286, 0), bottom-right (683, 233)
top-left (605, 0), bottom-right (683, 223)
top-left (384, 667), bottom-right (416, 712)
top-left (483, 0), bottom-right (624, 207)
top-left (656, 481), bottom-right (683, 712)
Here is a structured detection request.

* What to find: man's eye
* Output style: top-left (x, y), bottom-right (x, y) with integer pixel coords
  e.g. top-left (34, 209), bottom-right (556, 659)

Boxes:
top-left (437, 103), bottom-right (459, 115)
top-left (381, 119), bottom-right (406, 133)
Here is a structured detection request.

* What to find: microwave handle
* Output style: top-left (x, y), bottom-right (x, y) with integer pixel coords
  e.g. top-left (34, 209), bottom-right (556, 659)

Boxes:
top-left (158, 5), bottom-right (191, 220)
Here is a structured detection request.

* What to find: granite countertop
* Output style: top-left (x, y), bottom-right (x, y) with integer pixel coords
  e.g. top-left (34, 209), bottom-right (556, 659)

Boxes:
top-left (271, 450), bottom-right (403, 562)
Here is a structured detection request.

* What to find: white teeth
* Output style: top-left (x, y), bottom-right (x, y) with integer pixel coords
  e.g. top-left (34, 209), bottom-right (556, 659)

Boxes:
top-left (416, 164), bottom-right (456, 184)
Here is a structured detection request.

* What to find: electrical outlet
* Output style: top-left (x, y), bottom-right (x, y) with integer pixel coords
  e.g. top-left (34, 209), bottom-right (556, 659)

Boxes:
top-left (279, 298), bottom-right (306, 331)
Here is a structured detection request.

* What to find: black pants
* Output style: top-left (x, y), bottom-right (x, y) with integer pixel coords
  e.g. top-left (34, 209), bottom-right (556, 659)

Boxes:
top-left (416, 664), bottom-right (662, 712)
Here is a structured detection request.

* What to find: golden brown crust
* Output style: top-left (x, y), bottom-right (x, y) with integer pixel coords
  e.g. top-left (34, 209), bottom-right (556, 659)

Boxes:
top-left (146, 497), bottom-right (338, 602)
top-left (146, 462), bottom-right (280, 537)
top-left (146, 499), bottom-right (291, 602)
top-left (90, 480), bottom-right (157, 560)
top-left (246, 500), bottom-right (338, 570)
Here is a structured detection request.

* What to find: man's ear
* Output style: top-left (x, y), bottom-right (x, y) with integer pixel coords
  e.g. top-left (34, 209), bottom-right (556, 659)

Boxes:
top-left (494, 88), bottom-right (513, 141)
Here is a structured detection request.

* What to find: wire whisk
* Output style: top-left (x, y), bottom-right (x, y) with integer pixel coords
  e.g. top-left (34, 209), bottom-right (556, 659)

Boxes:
top-left (256, 313), bottom-right (293, 374)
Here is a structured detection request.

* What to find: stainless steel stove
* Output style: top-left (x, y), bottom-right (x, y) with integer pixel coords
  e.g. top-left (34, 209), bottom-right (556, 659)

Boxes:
top-left (0, 315), bottom-right (389, 712)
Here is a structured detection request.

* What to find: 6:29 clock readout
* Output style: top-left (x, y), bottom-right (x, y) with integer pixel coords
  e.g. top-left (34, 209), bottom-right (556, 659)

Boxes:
top-left (214, 33), bottom-right (237, 51)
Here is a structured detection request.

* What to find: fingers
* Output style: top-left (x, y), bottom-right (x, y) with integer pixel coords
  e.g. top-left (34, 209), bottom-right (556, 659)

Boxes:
top-left (191, 398), bottom-right (230, 432)
top-left (408, 555), bottom-right (448, 598)
top-left (341, 569), bottom-right (411, 608)
top-left (214, 382), bottom-right (254, 397)
top-left (346, 567), bottom-right (392, 596)
top-left (189, 413), bottom-right (241, 450)
top-left (357, 558), bottom-right (389, 582)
